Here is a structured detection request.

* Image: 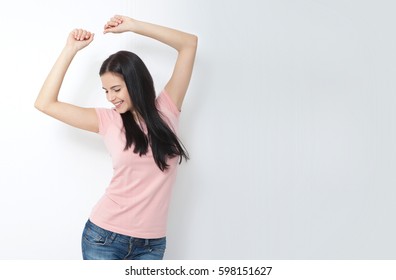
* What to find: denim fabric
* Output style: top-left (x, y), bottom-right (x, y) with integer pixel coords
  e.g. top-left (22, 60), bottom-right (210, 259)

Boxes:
top-left (81, 219), bottom-right (166, 260)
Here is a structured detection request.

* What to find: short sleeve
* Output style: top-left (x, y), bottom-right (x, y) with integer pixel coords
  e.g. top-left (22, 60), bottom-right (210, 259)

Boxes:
top-left (156, 90), bottom-right (180, 133)
top-left (95, 108), bottom-right (119, 135)
top-left (156, 90), bottom-right (181, 118)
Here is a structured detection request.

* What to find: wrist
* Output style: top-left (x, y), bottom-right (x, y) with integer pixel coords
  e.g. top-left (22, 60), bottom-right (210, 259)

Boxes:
top-left (124, 17), bottom-right (140, 32)
top-left (62, 45), bottom-right (79, 56)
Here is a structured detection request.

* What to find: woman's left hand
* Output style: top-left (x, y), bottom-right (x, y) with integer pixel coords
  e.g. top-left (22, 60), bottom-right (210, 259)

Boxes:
top-left (103, 15), bottom-right (135, 34)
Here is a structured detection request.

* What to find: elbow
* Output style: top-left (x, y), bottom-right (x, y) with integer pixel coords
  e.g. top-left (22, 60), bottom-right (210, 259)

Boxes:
top-left (189, 34), bottom-right (198, 49)
top-left (34, 99), bottom-right (45, 112)
top-left (34, 99), bottom-right (51, 114)
top-left (176, 34), bottom-right (198, 53)
top-left (182, 34), bottom-right (198, 55)
top-left (34, 100), bottom-right (42, 112)
top-left (181, 34), bottom-right (198, 51)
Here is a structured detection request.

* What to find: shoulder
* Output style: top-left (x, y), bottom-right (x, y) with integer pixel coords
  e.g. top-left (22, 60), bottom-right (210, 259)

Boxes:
top-left (95, 108), bottom-right (121, 135)
top-left (95, 107), bottom-right (119, 119)
top-left (156, 89), bottom-right (181, 118)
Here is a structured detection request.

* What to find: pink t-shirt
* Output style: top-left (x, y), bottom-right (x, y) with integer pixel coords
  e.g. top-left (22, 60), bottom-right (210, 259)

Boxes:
top-left (90, 90), bottom-right (180, 238)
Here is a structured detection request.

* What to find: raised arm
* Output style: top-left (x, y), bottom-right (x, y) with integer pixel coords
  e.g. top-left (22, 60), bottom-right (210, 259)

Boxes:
top-left (34, 29), bottom-right (99, 133)
top-left (104, 15), bottom-right (198, 111)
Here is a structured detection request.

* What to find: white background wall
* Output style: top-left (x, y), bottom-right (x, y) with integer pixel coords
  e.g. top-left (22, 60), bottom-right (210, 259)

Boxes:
top-left (1, 0), bottom-right (396, 259)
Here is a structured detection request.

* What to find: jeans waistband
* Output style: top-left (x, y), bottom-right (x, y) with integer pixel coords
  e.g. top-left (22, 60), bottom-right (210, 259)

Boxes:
top-left (86, 219), bottom-right (166, 245)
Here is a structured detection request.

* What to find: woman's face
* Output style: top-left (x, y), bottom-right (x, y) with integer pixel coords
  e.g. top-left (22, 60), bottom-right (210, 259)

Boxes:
top-left (101, 72), bottom-right (133, 113)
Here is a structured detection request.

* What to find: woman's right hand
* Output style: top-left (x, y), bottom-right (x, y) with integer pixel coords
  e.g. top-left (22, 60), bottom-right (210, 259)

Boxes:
top-left (66, 29), bottom-right (95, 51)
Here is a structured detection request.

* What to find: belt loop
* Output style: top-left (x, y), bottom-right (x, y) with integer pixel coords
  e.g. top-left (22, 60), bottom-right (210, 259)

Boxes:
top-left (144, 239), bottom-right (150, 246)
top-left (109, 232), bottom-right (117, 242)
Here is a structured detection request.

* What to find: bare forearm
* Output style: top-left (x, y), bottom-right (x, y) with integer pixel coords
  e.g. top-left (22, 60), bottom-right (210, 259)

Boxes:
top-left (35, 29), bottom-right (94, 112)
top-left (103, 15), bottom-right (197, 109)
top-left (35, 47), bottom-right (77, 111)
top-left (132, 19), bottom-right (197, 51)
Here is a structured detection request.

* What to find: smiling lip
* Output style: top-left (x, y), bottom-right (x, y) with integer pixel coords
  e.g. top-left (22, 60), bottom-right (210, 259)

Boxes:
top-left (114, 101), bottom-right (123, 108)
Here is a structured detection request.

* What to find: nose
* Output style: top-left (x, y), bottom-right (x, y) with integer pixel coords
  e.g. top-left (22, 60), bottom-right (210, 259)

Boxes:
top-left (106, 92), bottom-right (116, 102)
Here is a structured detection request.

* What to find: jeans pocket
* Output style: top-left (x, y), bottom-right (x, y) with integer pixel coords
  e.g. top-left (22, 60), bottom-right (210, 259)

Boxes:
top-left (82, 220), bottom-right (111, 246)
top-left (148, 238), bottom-right (166, 257)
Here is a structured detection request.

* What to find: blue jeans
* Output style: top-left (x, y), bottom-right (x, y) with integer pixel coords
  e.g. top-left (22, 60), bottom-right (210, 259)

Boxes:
top-left (81, 219), bottom-right (166, 260)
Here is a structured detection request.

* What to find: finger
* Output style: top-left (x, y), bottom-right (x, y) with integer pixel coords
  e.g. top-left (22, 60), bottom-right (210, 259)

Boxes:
top-left (83, 31), bottom-right (94, 41)
top-left (103, 22), bottom-right (120, 34)
top-left (103, 27), bottom-right (115, 34)
top-left (80, 30), bottom-right (87, 41)
top-left (86, 32), bottom-right (94, 42)
top-left (73, 29), bottom-right (81, 40)
top-left (73, 29), bottom-right (92, 41)
top-left (74, 29), bottom-right (84, 40)
top-left (103, 25), bottom-right (112, 34)
top-left (83, 31), bottom-right (92, 40)
top-left (105, 21), bottom-right (117, 27)
top-left (109, 19), bottom-right (121, 26)
top-left (112, 15), bottom-right (123, 24)
top-left (72, 29), bottom-right (79, 40)
top-left (104, 21), bottom-right (118, 30)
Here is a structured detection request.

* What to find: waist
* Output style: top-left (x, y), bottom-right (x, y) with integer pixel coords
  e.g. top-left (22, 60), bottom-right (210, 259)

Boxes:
top-left (86, 219), bottom-right (166, 245)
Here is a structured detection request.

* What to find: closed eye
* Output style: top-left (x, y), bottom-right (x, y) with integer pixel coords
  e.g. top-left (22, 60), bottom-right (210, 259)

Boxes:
top-left (102, 85), bottom-right (122, 93)
top-left (102, 88), bottom-right (121, 94)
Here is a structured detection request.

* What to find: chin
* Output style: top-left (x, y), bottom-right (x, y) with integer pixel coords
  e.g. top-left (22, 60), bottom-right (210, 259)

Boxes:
top-left (115, 105), bottom-right (132, 114)
top-left (116, 108), bottom-right (127, 114)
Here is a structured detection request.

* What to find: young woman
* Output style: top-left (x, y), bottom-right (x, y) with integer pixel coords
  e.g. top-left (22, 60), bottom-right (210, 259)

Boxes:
top-left (34, 15), bottom-right (198, 260)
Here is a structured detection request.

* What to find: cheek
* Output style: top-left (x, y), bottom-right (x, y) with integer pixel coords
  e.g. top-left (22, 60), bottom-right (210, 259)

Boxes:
top-left (124, 92), bottom-right (133, 104)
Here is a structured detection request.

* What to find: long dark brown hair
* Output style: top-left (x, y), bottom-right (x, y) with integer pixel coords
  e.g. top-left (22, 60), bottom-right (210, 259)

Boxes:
top-left (100, 50), bottom-right (188, 171)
